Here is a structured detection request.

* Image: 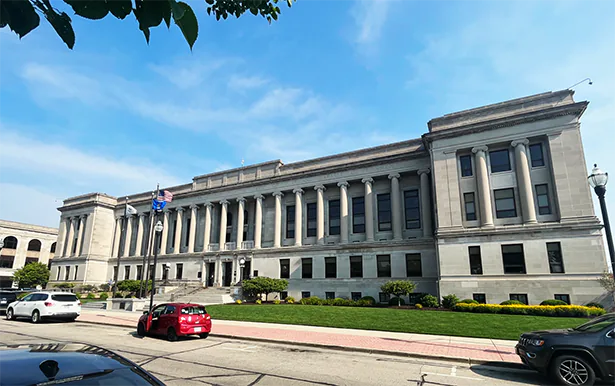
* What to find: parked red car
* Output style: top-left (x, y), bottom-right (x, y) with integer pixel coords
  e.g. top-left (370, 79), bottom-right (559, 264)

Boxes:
top-left (137, 303), bottom-right (211, 341)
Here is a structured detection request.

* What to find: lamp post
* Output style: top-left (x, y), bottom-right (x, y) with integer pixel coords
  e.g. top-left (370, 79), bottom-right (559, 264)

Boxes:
top-left (148, 220), bottom-right (164, 313)
top-left (588, 164), bottom-right (614, 269)
top-left (239, 257), bottom-right (246, 284)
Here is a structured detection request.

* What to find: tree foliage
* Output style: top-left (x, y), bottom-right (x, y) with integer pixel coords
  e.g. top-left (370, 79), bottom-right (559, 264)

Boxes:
top-left (241, 276), bottom-right (288, 302)
top-left (117, 279), bottom-right (152, 293)
top-left (12, 262), bottom-right (50, 288)
top-left (380, 280), bottom-right (416, 307)
top-left (598, 271), bottom-right (615, 293)
top-left (1, 0), bottom-right (295, 50)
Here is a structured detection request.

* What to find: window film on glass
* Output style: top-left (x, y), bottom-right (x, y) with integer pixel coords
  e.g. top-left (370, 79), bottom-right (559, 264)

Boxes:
top-left (489, 149), bottom-right (511, 172)
top-left (473, 294), bottom-right (486, 304)
top-left (535, 184), bottom-right (551, 215)
top-left (286, 205), bottom-right (295, 239)
top-left (352, 197), bottom-right (365, 233)
top-left (460, 155), bottom-right (473, 177)
top-left (464, 192), bottom-right (477, 221)
top-left (325, 257), bottom-right (337, 278)
top-left (554, 294), bottom-right (571, 304)
top-left (351, 292), bottom-right (362, 301)
top-left (502, 244), bottom-right (526, 274)
top-left (547, 242), bottom-right (565, 273)
top-left (280, 259), bottom-right (290, 279)
top-left (510, 294), bottom-right (528, 305)
top-left (350, 256), bottom-right (363, 278)
top-left (301, 291), bottom-right (311, 299)
top-left (306, 203), bottom-right (317, 237)
top-left (404, 190), bottom-right (421, 229)
top-left (301, 258), bottom-right (313, 279)
top-left (377, 193), bottom-right (392, 231)
top-left (328, 199), bottom-right (341, 235)
top-left (325, 292), bottom-right (335, 300)
top-left (529, 143), bottom-right (545, 167)
top-left (494, 188), bottom-right (517, 218)
top-left (377, 255), bottom-right (391, 277)
top-left (405, 253), bottom-right (422, 277)
top-left (469, 246), bottom-right (483, 274)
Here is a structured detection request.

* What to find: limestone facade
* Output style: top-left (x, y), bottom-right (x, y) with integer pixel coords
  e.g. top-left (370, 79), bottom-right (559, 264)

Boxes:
top-left (49, 90), bottom-right (609, 305)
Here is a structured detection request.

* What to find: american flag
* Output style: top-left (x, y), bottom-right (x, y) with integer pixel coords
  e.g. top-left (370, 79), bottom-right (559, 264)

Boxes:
top-left (157, 190), bottom-right (173, 203)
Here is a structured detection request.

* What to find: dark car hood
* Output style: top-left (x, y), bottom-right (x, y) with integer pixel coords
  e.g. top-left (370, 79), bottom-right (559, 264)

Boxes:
top-left (524, 328), bottom-right (574, 337)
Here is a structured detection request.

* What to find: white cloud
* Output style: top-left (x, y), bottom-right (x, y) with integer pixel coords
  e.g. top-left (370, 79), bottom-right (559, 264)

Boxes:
top-left (0, 183), bottom-right (62, 228)
top-left (351, 0), bottom-right (390, 50)
top-left (228, 75), bottom-right (269, 91)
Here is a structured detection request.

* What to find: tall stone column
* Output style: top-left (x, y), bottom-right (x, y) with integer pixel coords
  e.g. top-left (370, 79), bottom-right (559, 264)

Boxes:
top-left (273, 192), bottom-right (284, 248)
top-left (188, 204), bottom-right (198, 253)
top-left (219, 200), bottom-right (229, 250)
top-left (338, 182), bottom-right (349, 243)
top-left (75, 215), bottom-right (86, 256)
top-left (234, 256), bottom-right (241, 284)
top-left (67, 217), bottom-right (76, 256)
top-left (472, 146), bottom-right (494, 227)
top-left (388, 173), bottom-right (402, 240)
top-left (511, 139), bottom-right (537, 224)
top-left (215, 257), bottom-right (222, 286)
top-left (55, 218), bottom-right (68, 258)
top-left (254, 195), bottom-right (264, 249)
top-left (122, 215), bottom-right (133, 257)
top-left (418, 169), bottom-right (433, 237)
top-left (314, 185), bottom-right (326, 244)
top-left (236, 198), bottom-right (246, 249)
top-left (293, 188), bottom-right (304, 246)
top-left (112, 216), bottom-right (122, 258)
top-left (362, 178), bottom-right (375, 241)
top-left (135, 213), bottom-right (146, 256)
top-left (203, 203), bottom-right (213, 251)
top-left (160, 209), bottom-right (170, 254)
top-left (173, 207), bottom-right (184, 254)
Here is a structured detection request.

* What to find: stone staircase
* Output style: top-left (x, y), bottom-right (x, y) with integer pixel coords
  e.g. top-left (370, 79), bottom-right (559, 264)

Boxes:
top-left (154, 286), bottom-right (234, 305)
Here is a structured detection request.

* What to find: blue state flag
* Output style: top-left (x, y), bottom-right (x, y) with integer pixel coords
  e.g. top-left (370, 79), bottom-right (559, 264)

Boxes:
top-left (152, 199), bottom-right (166, 211)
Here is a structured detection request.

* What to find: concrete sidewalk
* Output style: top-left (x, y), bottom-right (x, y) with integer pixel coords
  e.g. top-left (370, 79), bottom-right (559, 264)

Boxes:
top-left (77, 309), bottom-right (521, 366)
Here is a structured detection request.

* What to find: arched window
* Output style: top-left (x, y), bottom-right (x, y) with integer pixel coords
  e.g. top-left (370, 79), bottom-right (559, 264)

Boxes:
top-left (3, 236), bottom-right (17, 249)
top-left (244, 210), bottom-right (249, 225)
top-left (50, 242), bottom-right (57, 253)
top-left (227, 212), bottom-right (233, 226)
top-left (27, 239), bottom-right (42, 252)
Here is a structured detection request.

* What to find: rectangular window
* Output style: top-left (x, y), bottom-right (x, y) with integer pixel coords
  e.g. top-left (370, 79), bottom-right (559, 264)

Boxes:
top-left (136, 265), bottom-right (143, 281)
top-left (406, 253), bottom-right (422, 277)
top-left (170, 219), bottom-right (177, 247)
top-left (325, 257), bottom-right (337, 278)
top-left (555, 294), bottom-right (571, 305)
top-left (176, 263), bottom-right (183, 279)
top-left (377, 255), bottom-right (391, 278)
top-left (404, 190), bottom-right (421, 229)
top-left (379, 293), bottom-right (390, 303)
top-left (464, 193), bottom-right (477, 221)
top-left (460, 155), bottom-right (473, 177)
top-left (489, 149), bottom-right (511, 172)
top-left (547, 242), bottom-right (565, 273)
top-left (286, 205), bottom-right (295, 239)
top-left (301, 258), bottom-right (313, 279)
top-left (529, 143), bottom-right (545, 167)
top-left (124, 266), bottom-right (130, 280)
top-left (352, 197), bottom-right (365, 233)
top-left (56, 266), bottom-right (61, 280)
top-left (280, 259), bottom-right (290, 279)
top-left (495, 188), bottom-right (517, 218)
top-left (74, 266), bottom-right (79, 280)
top-left (351, 292), bottom-right (362, 301)
top-left (510, 294), bottom-right (528, 305)
top-left (325, 292), bottom-right (335, 300)
top-left (65, 266), bottom-right (70, 281)
top-left (473, 294), bottom-right (486, 304)
top-left (0, 256), bottom-right (14, 268)
top-left (306, 203), bottom-right (317, 237)
top-left (329, 199), bottom-right (340, 235)
top-left (148, 264), bottom-right (154, 280)
top-left (280, 291), bottom-right (288, 300)
top-left (502, 244), bottom-right (526, 274)
top-left (25, 257), bottom-right (38, 265)
top-left (301, 291), bottom-right (311, 299)
top-left (469, 246), bottom-right (483, 275)
top-left (536, 184), bottom-right (551, 215)
top-left (377, 193), bottom-right (392, 231)
top-left (350, 256), bottom-right (363, 278)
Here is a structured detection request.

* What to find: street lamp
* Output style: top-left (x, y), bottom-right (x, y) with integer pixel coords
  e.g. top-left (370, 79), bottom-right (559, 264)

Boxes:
top-left (588, 164), bottom-right (614, 269)
top-left (239, 257), bottom-right (246, 284)
top-left (148, 220), bottom-right (164, 313)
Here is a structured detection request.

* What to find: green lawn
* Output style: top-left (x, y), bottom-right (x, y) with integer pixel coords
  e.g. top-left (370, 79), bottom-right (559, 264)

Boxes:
top-left (206, 304), bottom-right (589, 340)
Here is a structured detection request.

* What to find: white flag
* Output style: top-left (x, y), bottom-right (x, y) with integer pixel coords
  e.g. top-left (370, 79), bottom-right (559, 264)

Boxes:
top-left (126, 204), bottom-right (138, 216)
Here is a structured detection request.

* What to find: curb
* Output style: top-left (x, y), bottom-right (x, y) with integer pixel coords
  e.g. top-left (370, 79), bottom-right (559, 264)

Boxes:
top-left (76, 319), bottom-right (524, 370)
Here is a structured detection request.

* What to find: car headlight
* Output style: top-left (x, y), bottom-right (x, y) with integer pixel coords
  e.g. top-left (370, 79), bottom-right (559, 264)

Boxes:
top-left (528, 339), bottom-right (545, 346)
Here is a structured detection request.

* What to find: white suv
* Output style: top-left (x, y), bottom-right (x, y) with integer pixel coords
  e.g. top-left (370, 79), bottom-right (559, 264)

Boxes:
top-left (6, 292), bottom-right (81, 323)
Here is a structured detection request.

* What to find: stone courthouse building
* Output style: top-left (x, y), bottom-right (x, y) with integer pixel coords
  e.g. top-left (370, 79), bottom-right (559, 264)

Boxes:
top-left (49, 90), bottom-right (609, 305)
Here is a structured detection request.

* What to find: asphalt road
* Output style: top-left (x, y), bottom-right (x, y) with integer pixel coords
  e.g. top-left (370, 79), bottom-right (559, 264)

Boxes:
top-left (0, 318), bottom-right (568, 386)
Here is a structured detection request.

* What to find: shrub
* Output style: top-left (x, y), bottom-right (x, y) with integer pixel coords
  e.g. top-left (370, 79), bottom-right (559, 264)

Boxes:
top-left (255, 299), bottom-right (262, 305)
top-left (540, 299), bottom-right (568, 306)
top-left (74, 292), bottom-right (83, 299)
top-left (419, 294), bottom-right (439, 308)
top-left (500, 300), bottom-right (524, 305)
top-left (273, 299), bottom-right (280, 305)
top-left (99, 293), bottom-right (109, 301)
top-left (458, 299), bottom-right (479, 304)
top-left (300, 296), bottom-right (323, 306)
top-left (241, 277), bottom-right (288, 302)
top-left (415, 303), bottom-right (423, 309)
top-left (452, 303), bottom-right (606, 317)
top-left (285, 296), bottom-right (295, 304)
top-left (360, 296), bottom-right (376, 305)
top-left (442, 294), bottom-right (460, 309)
top-left (55, 283), bottom-right (75, 289)
top-left (585, 302), bottom-right (604, 309)
top-left (86, 293), bottom-right (96, 299)
top-left (381, 280), bottom-right (416, 306)
top-left (81, 284), bottom-right (96, 292)
top-left (99, 283), bottom-right (111, 292)
top-left (388, 297), bottom-right (406, 306)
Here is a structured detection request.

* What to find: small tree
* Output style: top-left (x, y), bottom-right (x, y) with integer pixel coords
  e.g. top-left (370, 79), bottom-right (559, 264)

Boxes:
top-left (380, 280), bottom-right (416, 306)
top-left (12, 262), bottom-right (50, 288)
top-left (241, 277), bottom-right (288, 302)
top-left (598, 271), bottom-right (615, 293)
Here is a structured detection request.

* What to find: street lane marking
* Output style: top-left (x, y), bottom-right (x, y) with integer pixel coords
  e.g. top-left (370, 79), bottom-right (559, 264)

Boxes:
top-left (421, 372), bottom-right (484, 381)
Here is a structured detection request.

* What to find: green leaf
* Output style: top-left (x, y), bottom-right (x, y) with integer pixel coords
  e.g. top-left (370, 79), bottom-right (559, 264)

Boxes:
top-left (1, 0), bottom-right (40, 38)
top-left (286, 0), bottom-right (293, 7)
top-left (64, 0), bottom-right (109, 20)
top-left (174, 2), bottom-right (198, 50)
top-left (107, 0), bottom-right (132, 19)
top-left (43, 8), bottom-right (75, 49)
top-left (168, 0), bottom-right (185, 21)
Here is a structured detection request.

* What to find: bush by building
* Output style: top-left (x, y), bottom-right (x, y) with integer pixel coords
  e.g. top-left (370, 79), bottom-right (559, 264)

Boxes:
top-left (458, 299), bottom-right (479, 304)
top-left (585, 302), bottom-right (604, 309)
top-left (500, 300), bottom-right (524, 306)
top-left (539, 299), bottom-right (568, 306)
top-left (380, 280), bottom-right (416, 306)
top-left (442, 294), bottom-right (460, 309)
top-left (360, 296), bottom-right (376, 305)
top-left (418, 294), bottom-right (439, 308)
top-left (388, 297), bottom-right (406, 306)
top-left (452, 303), bottom-right (606, 317)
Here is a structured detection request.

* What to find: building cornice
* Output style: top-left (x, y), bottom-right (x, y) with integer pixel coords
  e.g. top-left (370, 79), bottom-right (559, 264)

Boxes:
top-left (435, 219), bottom-right (602, 239)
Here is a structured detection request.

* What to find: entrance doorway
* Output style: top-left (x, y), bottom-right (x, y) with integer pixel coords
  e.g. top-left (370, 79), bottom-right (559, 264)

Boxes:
top-left (206, 262), bottom-right (215, 287)
top-left (223, 261), bottom-right (233, 286)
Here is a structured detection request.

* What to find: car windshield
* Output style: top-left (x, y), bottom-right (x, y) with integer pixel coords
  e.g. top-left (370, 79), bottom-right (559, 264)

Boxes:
top-left (573, 315), bottom-right (615, 332)
top-left (0, 292), bottom-right (17, 300)
top-left (51, 294), bottom-right (78, 302)
top-left (181, 306), bottom-right (207, 315)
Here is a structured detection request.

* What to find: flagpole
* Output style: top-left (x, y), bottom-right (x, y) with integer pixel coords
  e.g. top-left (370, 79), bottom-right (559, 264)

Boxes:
top-left (140, 184), bottom-right (158, 298)
top-left (113, 197), bottom-right (128, 295)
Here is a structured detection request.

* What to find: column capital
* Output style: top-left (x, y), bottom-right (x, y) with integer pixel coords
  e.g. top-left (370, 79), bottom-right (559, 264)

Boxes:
top-left (511, 138), bottom-right (530, 148)
top-left (314, 185), bottom-right (326, 192)
top-left (138, 212), bottom-right (147, 218)
top-left (204, 202), bottom-right (214, 209)
top-left (388, 173), bottom-right (400, 180)
top-left (79, 214), bottom-right (88, 219)
top-left (254, 194), bottom-right (265, 200)
top-left (115, 215), bottom-right (123, 221)
top-left (337, 181), bottom-right (349, 188)
top-left (124, 213), bottom-right (134, 218)
top-left (163, 207), bottom-right (171, 214)
top-left (417, 168), bottom-right (431, 176)
top-left (236, 197), bottom-right (246, 204)
top-left (361, 177), bottom-right (374, 184)
top-left (272, 191), bottom-right (284, 198)
top-left (175, 207), bottom-right (185, 213)
top-left (189, 203), bottom-right (199, 210)
top-left (293, 188), bottom-right (304, 195)
top-left (472, 145), bottom-right (489, 154)
top-left (219, 199), bottom-right (229, 206)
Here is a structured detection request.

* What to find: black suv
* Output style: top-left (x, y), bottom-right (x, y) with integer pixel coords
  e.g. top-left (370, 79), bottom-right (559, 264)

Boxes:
top-left (516, 313), bottom-right (614, 386)
top-left (0, 290), bottom-right (20, 314)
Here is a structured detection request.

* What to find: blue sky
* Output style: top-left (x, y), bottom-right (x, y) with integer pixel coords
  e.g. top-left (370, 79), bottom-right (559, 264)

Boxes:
top-left (0, 0), bottom-right (614, 230)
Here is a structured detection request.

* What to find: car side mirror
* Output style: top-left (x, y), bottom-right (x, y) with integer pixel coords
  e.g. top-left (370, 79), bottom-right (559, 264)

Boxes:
top-left (143, 311), bottom-right (148, 315)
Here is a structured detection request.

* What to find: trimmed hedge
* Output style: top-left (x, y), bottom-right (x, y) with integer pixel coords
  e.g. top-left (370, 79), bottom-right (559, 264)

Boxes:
top-left (540, 299), bottom-right (568, 306)
top-left (442, 294), bottom-right (459, 309)
top-left (419, 294), bottom-right (439, 308)
top-left (453, 303), bottom-right (606, 317)
top-left (500, 300), bottom-right (524, 305)
top-left (360, 296), bottom-right (376, 305)
top-left (299, 296), bottom-right (371, 307)
top-left (458, 299), bottom-right (479, 304)
top-left (585, 302), bottom-right (604, 309)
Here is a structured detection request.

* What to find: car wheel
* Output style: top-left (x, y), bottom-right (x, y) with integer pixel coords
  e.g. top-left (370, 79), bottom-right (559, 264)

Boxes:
top-left (551, 355), bottom-right (596, 386)
top-left (6, 308), bottom-right (14, 321)
top-left (199, 333), bottom-right (209, 339)
top-left (137, 323), bottom-right (146, 337)
top-left (166, 327), bottom-right (178, 342)
top-left (31, 310), bottom-right (41, 324)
